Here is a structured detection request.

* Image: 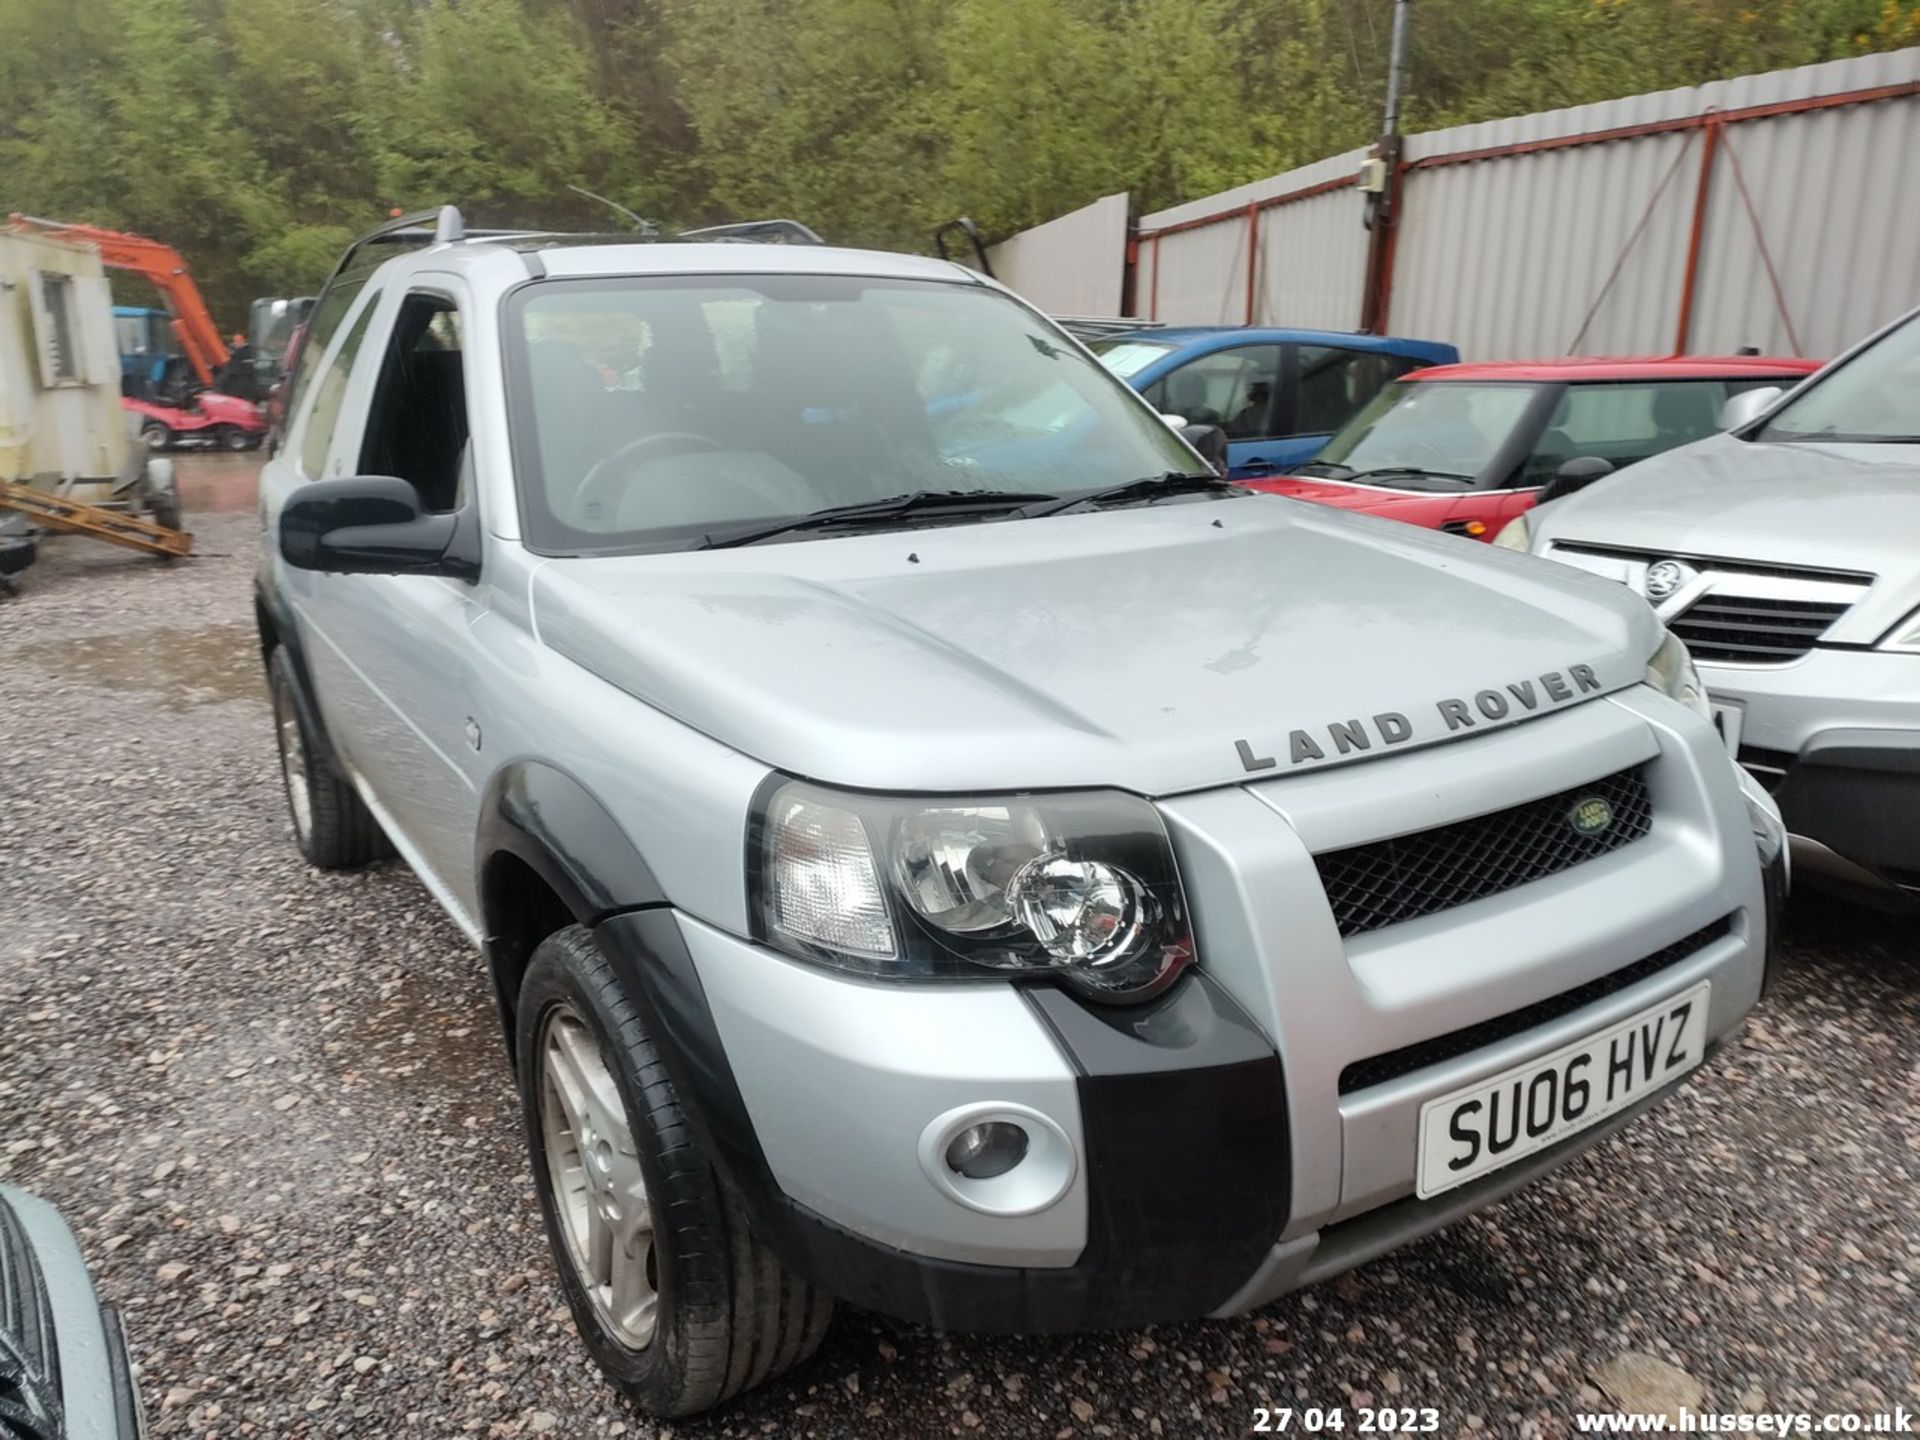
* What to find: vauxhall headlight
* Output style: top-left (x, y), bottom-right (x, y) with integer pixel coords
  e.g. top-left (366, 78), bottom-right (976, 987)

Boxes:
top-left (1644, 627), bottom-right (1711, 720)
top-left (1880, 605), bottom-right (1920, 654)
top-left (749, 779), bottom-right (1194, 1002)
top-left (1491, 512), bottom-right (1532, 551)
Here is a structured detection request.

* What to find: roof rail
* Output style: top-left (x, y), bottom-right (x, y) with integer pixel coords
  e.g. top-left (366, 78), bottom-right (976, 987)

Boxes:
top-left (677, 219), bottom-right (824, 246)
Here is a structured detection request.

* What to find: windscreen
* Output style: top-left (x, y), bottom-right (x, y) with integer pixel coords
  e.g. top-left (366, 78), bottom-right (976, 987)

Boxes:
top-left (507, 274), bottom-right (1197, 552)
top-left (1312, 380), bottom-right (1543, 484)
top-left (1757, 312), bottom-right (1920, 444)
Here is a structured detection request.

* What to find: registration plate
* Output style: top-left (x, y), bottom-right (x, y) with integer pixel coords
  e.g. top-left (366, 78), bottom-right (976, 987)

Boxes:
top-left (1415, 982), bottom-right (1710, 1199)
top-left (1711, 701), bottom-right (1744, 755)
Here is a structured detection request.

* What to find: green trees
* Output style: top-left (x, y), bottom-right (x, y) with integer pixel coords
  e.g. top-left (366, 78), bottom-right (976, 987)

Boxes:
top-left (1, 0), bottom-right (1913, 321)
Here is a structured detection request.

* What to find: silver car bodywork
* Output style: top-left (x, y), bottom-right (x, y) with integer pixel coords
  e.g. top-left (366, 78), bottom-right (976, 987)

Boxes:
top-left (257, 236), bottom-right (1773, 1332)
top-left (1528, 306), bottom-right (1920, 895)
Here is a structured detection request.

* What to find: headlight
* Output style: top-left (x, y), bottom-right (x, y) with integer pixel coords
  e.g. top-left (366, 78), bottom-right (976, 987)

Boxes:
top-left (1492, 513), bottom-right (1531, 550)
top-left (750, 779), bottom-right (1193, 1001)
top-left (1644, 627), bottom-right (1711, 720)
top-left (1880, 605), bottom-right (1920, 654)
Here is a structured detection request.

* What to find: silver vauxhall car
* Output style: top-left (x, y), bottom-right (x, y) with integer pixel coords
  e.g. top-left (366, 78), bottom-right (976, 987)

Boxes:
top-left (256, 207), bottom-right (1782, 1416)
top-left (1513, 303), bottom-right (1920, 903)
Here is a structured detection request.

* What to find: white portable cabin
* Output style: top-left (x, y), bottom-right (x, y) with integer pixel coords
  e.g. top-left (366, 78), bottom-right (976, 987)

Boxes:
top-left (0, 229), bottom-right (132, 489)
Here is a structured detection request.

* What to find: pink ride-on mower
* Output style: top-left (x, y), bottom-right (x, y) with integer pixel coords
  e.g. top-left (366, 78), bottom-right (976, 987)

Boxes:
top-left (124, 388), bottom-right (267, 452)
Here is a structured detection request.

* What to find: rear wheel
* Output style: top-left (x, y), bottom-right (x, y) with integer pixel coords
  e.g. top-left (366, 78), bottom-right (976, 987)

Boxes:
top-left (518, 926), bottom-right (833, 1416)
top-left (218, 424), bottom-right (252, 451)
top-left (267, 648), bottom-right (388, 868)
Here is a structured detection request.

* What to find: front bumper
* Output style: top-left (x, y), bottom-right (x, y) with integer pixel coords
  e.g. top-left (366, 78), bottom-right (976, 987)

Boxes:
top-left (593, 697), bottom-right (1771, 1334)
top-left (593, 908), bottom-right (1289, 1331)
top-left (1704, 648), bottom-right (1920, 887)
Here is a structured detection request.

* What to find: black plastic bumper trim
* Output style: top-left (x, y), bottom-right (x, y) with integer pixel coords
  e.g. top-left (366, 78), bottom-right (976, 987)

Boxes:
top-left (1338, 915), bottom-right (1734, 1095)
top-left (1768, 738), bottom-right (1920, 881)
top-left (590, 912), bottom-right (1290, 1332)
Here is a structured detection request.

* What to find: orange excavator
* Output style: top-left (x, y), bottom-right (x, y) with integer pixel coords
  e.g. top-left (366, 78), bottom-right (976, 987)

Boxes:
top-left (6, 214), bottom-right (231, 386)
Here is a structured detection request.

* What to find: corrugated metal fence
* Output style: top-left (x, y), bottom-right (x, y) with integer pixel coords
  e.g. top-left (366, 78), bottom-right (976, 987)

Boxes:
top-left (992, 47), bottom-right (1920, 359)
top-left (984, 192), bottom-right (1131, 320)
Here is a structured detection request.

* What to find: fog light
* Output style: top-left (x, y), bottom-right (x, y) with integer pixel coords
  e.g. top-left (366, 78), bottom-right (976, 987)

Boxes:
top-left (944, 1121), bottom-right (1028, 1179)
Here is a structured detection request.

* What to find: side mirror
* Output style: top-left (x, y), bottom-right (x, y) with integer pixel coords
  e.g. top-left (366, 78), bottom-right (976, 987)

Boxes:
top-left (1539, 455), bottom-right (1615, 504)
top-left (1178, 423), bottom-right (1229, 473)
top-left (280, 476), bottom-right (478, 580)
top-left (1718, 385), bottom-right (1783, 431)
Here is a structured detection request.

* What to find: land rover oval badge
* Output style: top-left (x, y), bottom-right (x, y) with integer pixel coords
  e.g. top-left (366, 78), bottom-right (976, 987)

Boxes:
top-left (1568, 796), bottom-right (1615, 837)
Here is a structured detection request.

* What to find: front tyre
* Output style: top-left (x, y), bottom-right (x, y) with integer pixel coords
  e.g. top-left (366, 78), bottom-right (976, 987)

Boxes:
top-left (517, 926), bottom-right (833, 1417)
top-left (139, 419), bottom-right (172, 452)
top-left (267, 648), bottom-right (388, 868)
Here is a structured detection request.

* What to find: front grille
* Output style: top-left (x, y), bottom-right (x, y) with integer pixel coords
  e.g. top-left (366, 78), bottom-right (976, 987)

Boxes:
top-left (1669, 594), bottom-right (1849, 664)
top-left (1338, 916), bottom-right (1733, 1094)
top-left (1315, 768), bottom-right (1652, 939)
top-left (1549, 542), bottom-right (1870, 588)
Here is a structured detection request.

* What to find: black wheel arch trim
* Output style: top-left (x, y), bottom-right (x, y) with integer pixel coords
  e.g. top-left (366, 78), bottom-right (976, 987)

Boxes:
top-left (590, 907), bottom-right (1292, 1333)
top-left (477, 762), bottom-right (670, 1046)
top-left (476, 761), bottom-right (668, 926)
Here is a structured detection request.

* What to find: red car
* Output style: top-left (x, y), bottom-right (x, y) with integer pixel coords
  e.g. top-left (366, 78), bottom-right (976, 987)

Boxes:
top-left (1245, 356), bottom-right (1820, 539)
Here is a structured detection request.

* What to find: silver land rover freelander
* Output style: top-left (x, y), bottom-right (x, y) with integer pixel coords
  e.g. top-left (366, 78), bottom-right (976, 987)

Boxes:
top-left (256, 208), bottom-right (1785, 1417)
top-left (1509, 302), bottom-right (1920, 904)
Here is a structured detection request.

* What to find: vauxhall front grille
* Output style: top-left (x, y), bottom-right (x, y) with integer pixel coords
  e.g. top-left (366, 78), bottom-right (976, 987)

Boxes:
top-left (1668, 593), bottom-right (1851, 664)
top-left (1314, 767), bottom-right (1652, 938)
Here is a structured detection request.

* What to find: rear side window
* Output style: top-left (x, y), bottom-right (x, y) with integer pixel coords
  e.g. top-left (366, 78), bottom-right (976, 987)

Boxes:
top-left (281, 270), bottom-right (374, 433)
top-left (297, 292), bottom-right (383, 479)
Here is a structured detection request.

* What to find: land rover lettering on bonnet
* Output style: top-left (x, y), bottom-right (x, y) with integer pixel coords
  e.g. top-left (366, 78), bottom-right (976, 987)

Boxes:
top-left (1235, 663), bottom-right (1605, 771)
top-left (255, 207), bottom-right (1784, 1417)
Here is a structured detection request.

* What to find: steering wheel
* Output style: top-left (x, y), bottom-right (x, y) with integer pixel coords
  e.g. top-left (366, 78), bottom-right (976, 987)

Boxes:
top-left (574, 431), bottom-right (725, 523)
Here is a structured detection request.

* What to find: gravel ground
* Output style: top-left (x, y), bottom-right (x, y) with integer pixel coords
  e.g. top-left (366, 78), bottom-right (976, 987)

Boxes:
top-left (2, 480), bottom-right (1916, 1439)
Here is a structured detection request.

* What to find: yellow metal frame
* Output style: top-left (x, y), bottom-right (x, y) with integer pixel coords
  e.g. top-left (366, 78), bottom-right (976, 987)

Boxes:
top-left (0, 480), bottom-right (192, 558)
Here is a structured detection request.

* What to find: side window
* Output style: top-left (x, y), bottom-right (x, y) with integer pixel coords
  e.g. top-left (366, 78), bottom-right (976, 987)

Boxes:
top-left (297, 291), bottom-right (383, 480)
top-left (28, 272), bottom-right (81, 386)
top-left (1523, 381), bottom-right (1725, 484)
top-left (358, 293), bottom-right (470, 513)
top-left (282, 270), bottom-right (372, 435)
top-left (1291, 346), bottom-right (1413, 437)
top-left (1157, 346), bottom-right (1281, 438)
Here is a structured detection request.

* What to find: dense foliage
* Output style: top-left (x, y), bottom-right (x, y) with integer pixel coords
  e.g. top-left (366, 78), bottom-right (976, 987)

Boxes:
top-left (2, 0), bottom-right (1914, 319)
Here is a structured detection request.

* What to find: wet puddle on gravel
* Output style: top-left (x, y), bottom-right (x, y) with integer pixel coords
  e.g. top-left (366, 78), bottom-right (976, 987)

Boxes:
top-left (19, 621), bottom-right (261, 709)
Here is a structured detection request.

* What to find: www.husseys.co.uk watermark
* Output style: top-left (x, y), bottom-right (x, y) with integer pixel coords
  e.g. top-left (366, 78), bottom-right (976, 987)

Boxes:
top-left (1575, 1408), bottom-right (1914, 1434)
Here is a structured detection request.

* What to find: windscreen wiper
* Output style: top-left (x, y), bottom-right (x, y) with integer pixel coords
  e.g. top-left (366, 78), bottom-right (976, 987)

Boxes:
top-left (1344, 466), bottom-right (1476, 484)
top-left (1015, 472), bottom-right (1239, 518)
top-left (698, 489), bottom-right (1048, 549)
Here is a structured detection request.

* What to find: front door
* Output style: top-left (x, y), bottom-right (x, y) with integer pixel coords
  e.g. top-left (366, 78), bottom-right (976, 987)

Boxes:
top-left (293, 285), bottom-right (490, 922)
